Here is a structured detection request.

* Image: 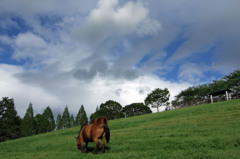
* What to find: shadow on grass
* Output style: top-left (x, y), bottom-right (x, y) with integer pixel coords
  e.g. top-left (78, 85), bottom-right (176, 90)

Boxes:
top-left (77, 146), bottom-right (111, 154)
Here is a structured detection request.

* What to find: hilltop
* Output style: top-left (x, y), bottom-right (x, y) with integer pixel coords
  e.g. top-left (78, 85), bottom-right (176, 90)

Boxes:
top-left (0, 100), bottom-right (240, 159)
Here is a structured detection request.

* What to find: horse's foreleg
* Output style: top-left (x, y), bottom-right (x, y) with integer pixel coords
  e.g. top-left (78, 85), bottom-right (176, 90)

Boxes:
top-left (101, 133), bottom-right (106, 153)
top-left (85, 142), bottom-right (88, 152)
top-left (80, 138), bottom-right (86, 153)
top-left (93, 139), bottom-right (99, 154)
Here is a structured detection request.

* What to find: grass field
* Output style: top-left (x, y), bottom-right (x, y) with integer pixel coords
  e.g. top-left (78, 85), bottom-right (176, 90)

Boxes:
top-left (1, 100), bottom-right (240, 159)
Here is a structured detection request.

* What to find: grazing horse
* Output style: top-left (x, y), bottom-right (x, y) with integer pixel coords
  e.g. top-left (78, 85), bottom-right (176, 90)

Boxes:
top-left (76, 117), bottom-right (110, 154)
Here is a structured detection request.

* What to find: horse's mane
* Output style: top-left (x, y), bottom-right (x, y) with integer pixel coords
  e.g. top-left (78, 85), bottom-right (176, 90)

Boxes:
top-left (90, 119), bottom-right (97, 124)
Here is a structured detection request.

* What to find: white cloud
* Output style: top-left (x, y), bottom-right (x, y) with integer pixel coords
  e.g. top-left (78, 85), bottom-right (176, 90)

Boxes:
top-left (13, 32), bottom-right (48, 60)
top-left (178, 63), bottom-right (206, 84)
top-left (0, 35), bottom-right (13, 45)
top-left (75, 0), bottom-right (161, 42)
top-left (0, 63), bottom-right (190, 117)
top-left (0, 64), bottom-right (60, 117)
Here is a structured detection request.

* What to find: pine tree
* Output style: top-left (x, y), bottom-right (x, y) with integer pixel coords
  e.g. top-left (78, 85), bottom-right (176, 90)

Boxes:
top-left (70, 114), bottom-right (75, 127)
top-left (42, 106), bottom-right (55, 132)
top-left (56, 113), bottom-right (62, 130)
top-left (90, 106), bottom-right (102, 121)
top-left (21, 103), bottom-right (36, 136)
top-left (0, 97), bottom-right (20, 142)
top-left (62, 106), bottom-right (70, 129)
top-left (35, 114), bottom-right (47, 134)
top-left (75, 105), bottom-right (88, 126)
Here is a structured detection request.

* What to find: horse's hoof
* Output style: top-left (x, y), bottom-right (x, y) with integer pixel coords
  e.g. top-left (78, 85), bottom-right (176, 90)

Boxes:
top-left (81, 148), bottom-right (87, 153)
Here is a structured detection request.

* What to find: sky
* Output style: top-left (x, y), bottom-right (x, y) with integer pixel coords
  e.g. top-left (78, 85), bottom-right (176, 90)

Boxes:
top-left (0, 0), bottom-right (239, 118)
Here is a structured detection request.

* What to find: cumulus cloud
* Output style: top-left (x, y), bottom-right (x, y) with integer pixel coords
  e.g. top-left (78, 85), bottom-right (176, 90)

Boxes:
top-left (74, 0), bottom-right (161, 42)
top-left (13, 32), bottom-right (48, 60)
top-left (0, 35), bottom-right (13, 45)
top-left (0, 64), bottom-right (61, 117)
top-left (178, 63), bottom-right (205, 83)
top-left (8, 62), bottom-right (190, 116)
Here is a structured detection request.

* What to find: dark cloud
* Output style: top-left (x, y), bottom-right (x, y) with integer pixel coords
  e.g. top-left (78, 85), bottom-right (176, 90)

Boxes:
top-left (73, 60), bottom-right (140, 81)
top-left (137, 86), bottom-right (151, 95)
top-left (115, 89), bottom-right (122, 96)
top-left (73, 60), bottom-right (108, 80)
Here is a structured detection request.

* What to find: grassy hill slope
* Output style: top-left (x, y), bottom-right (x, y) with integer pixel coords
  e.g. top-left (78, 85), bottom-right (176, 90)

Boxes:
top-left (1, 100), bottom-right (240, 159)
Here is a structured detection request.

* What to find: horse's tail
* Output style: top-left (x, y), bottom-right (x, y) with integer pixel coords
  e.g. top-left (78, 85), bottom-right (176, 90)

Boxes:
top-left (104, 126), bottom-right (110, 143)
top-left (96, 117), bottom-right (110, 143)
top-left (102, 117), bottom-right (110, 143)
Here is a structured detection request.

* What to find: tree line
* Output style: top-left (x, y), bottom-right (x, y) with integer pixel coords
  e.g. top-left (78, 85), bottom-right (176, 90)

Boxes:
top-left (89, 101), bottom-right (153, 121)
top-left (171, 69), bottom-right (240, 108)
top-left (89, 88), bottom-right (171, 120)
top-left (0, 98), bottom-right (88, 142)
top-left (0, 78), bottom-right (174, 143)
top-left (0, 94), bottom-right (158, 142)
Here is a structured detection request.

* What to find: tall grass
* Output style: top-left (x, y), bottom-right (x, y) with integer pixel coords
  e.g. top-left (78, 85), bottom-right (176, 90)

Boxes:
top-left (1, 100), bottom-right (240, 159)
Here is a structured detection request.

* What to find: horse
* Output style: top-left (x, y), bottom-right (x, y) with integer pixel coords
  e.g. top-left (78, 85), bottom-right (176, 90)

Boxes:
top-left (76, 117), bottom-right (110, 154)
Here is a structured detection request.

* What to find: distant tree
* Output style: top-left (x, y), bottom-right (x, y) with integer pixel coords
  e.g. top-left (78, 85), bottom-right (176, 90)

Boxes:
top-left (56, 113), bottom-right (62, 130)
top-left (172, 69), bottom-right (240, 108)
top-left (35, 114), bottom-right (48, 134)
top-left (75, 105), bottom-right (88, 126)
top-left (0, 97), bottom-right (21, 142)
top-left (196, 84), bottom-right (210, 104)
top-left (21, 103), bottom-right (36, 136)
top-left (123, 103), bottom-right (152, 117)
top-left (42, 106), bottom-right (55, 132)
top-left (209, 80), bottom-right (228, 93)
top-left (99, 100), bottom-right (124, 120)
top-left (209, 80), bottom-right (229, 102)
top-left (177, 87), bottom-right (197, 106)
top-left (70, 114), bottom-right (74, 127)
top-left (224, 69), bottom-right (240, 99)
top-left (62, 106), bottom-right (70, 129)
top-left (90, 106), bottom-right (102, 121)
top-left (145, 88), bottom-right (170, 112)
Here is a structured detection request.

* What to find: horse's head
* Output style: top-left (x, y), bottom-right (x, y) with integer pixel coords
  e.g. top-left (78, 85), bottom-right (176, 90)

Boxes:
top-left (75, 136), bottom-right (81, 150)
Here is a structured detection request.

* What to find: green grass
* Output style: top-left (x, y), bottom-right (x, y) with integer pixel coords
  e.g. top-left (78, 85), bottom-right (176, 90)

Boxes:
top-left (1, 100), bottom-right (240, 159)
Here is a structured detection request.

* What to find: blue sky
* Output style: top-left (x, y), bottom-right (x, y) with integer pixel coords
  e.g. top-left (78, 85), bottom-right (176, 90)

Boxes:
top-left (0, 0), bottom-right (239, 117)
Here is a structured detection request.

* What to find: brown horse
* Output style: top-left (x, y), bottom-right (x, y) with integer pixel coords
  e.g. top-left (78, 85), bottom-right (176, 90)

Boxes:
top-left (76, 117), bottom-right (110, 154)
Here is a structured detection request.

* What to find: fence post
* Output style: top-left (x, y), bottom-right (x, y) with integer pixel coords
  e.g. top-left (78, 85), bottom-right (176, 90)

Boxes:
top-left (226, 91), bottom-right (229, 101)
top-left (210, 95), bottom-right (213, 103)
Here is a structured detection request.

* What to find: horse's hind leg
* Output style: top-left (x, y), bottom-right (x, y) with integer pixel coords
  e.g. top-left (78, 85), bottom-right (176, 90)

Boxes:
top-left (93, 139), bottom-right (99, 154)
top-left (101, 133), bottom-right (106, 153)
